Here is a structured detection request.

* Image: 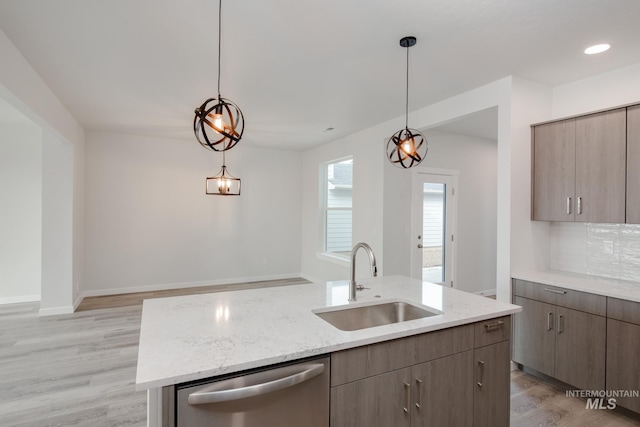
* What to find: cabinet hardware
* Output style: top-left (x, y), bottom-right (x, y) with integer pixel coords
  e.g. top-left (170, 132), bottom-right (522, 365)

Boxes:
top-left (415, 378), bottom-right (423, 409)
top-left (566, 197), bottom-right (572, 215)
top-left (403, 382), bottom-right (410, 413)
top-left (417, 244), bottom-right (423, 248)
top-left (577, 197), bottom-right (582, 215)
top-left (484, 320), bottom-right (504, 332)
top-left (477, 360), bottom-right (485, 387)
top-left (547, 312), bottom-right (553, 331)
top-left (544, 288), bottom-right (567, 295)
top-left (558, 315), bottom-right (564, 334)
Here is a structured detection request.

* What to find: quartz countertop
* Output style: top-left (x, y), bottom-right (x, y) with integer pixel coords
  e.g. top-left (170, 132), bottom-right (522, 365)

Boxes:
top-left (512, 270), bottom-right (640, 303)
top-left (135, 275), bottom-right (520, 391)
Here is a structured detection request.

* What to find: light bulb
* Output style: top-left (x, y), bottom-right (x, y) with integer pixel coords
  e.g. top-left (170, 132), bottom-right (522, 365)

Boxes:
top-left (211, 113), bottom-right (225, 133)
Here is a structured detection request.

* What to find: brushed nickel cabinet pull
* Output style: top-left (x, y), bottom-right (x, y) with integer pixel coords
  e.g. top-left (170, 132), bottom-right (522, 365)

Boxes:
top-left (547, 312), bottom-right (553, 331)
top-left (577, 197), bottom-right (582, 215)
top-left (544, 288), bottom-right (567, 295)
top-left (566, 197), bottom-right (572, 215)
top-left (403, 382), bottom-right (410, 414)
top-left (484, 320), bottom-right (504, 332)
top-left (477, 361), bottom-right (485, 387)
top-left (415, 378), bottom-right (423, 409)
top-left (558, 315), bottom-right (564, 334)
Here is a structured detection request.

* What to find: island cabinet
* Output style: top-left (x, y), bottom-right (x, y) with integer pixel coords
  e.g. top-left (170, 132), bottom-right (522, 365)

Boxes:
top-left (606, 298), bottom-right (640, 413)
top-left (532, 108), bottom-right (627, 223)
top-left (512, 279), bottom-right (606, 391)
top-left (330, 317), bottom-right (511, 427)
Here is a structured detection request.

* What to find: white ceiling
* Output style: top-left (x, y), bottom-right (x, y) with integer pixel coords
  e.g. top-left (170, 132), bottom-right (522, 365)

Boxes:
top-left (1, 0), bottom-right (639, 149)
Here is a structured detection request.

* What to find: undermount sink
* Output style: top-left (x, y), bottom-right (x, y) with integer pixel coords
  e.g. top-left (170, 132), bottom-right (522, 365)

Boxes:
top-left (314, 301), bottom-right (440, 331)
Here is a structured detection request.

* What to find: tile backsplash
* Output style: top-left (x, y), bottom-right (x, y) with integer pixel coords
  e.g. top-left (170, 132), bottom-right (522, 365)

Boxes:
top-left (550, 222), bottom-right (640, 282)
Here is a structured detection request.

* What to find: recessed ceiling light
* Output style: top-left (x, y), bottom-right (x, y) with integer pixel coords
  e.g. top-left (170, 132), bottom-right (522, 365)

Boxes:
top-left (584, 44), bottom-right (610, 55)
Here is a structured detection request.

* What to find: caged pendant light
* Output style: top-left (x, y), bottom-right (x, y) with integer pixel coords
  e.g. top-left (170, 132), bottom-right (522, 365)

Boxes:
top-left (386, 36), bottom-right (428, 169)
top-left (206, 150), bottom-right (241, 196)
top-left (194, 0), bottom-right (244, 152)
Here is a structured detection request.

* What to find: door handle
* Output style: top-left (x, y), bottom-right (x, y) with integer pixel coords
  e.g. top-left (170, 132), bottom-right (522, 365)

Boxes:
top-left (547, 312), bottom-right (553, 331)
top-left (577, 197), bottom-right (582, 215)
top-left (566, 197), bottom-right (572, 215)
top-left (188, 362), bottom-right (325, 405)
top-left (477, 360), bottom-right (485, 387)
top-left (403, 382), bottom-right (410, 413)
top-left (417, 244), bottom-right (423, 248)
top-left (415, 378), bottom-right (423, 409)
top-left (557, 315), bottom-right (564, 334)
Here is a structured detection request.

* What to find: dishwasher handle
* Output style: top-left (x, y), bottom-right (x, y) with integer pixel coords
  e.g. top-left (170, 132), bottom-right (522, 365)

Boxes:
top-left (188, 362), bottom-right (325, 405)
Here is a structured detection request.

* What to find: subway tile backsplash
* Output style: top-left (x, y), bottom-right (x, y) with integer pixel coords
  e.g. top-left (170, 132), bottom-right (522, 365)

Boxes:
top-left (550, 222), bottom-right (640, 282)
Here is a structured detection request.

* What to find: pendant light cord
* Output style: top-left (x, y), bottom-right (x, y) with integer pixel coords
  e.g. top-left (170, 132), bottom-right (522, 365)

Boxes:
top-left (217, 0), bottom-right (222, 98)
top-left (405, 44), bottom-right (409, 129)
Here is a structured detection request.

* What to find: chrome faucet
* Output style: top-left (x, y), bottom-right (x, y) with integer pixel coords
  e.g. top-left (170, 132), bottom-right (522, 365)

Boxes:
top-left (349, 242), bottom-right (377, 302)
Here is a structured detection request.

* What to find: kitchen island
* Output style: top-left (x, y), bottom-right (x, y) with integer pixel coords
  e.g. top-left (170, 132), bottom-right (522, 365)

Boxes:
top-left (136, 275), bottom-right (521, 426)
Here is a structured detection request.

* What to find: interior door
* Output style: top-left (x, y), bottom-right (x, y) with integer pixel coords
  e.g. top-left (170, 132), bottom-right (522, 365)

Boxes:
top-left (412, 172), bottom-right (457, 286)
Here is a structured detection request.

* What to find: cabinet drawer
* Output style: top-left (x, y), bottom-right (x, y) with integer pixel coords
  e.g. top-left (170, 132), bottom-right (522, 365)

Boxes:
top-left (474, 316), bottom-right (511, 348)
top-left (607, 297), bottom-right (640, 325)
top-left (331, 324), bottom-right (474, 386)
top-left (513, 279), bottom-right (606, 316)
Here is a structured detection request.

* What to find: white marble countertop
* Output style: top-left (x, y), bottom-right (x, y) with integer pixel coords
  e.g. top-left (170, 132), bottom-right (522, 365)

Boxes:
top-left (512, 270), bottom-right (640, 303)
top-left (135, 275), bottom-right (520, 391)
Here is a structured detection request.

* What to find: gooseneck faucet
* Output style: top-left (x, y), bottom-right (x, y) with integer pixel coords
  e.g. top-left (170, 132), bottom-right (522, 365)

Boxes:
top-left (349, 242), bottom-right (378, 302)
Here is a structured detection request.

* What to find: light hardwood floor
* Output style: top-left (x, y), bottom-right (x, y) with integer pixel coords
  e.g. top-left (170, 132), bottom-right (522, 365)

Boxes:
top-left (1, 279), bottom-right (639, 426)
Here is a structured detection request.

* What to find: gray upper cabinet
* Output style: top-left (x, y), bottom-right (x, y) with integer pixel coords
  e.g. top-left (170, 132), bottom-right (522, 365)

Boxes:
top-left (574, 109), bottom-right (626, 223)
top-left (532, 107), bottom-right (628, 223)
top-left (627, 105), bottom-right (640, 224)
top-left (532, 119), bottom-right (576, 221)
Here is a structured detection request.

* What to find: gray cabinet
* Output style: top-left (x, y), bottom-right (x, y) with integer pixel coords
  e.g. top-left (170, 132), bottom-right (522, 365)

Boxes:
top-left (330, 318), bottom-right (511, 427)
top-left (532, 119), bottom-right (576, 221)
top-left (606, 298), bottom-right (640, 413)
top-left (531, 108), bottom-right (627, 223)
top-left (512, 280), bottom-right (606, 391)
top-left (474, 341), bottom-right (510, 427)
top-left (627, 105), bottom-right (640, 224)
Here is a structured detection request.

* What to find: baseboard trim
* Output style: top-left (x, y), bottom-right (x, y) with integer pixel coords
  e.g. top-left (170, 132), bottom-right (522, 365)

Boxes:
top-left (300, 273), bottom-right (321, 284)
top-left (82, 273), bottom-right (307, 298)
top-left (0, 294), bottom-right (41, 305)
top-left (72, 293), bottom-right (84, 311)
top-left (39, 305), bottom-right (75, 316)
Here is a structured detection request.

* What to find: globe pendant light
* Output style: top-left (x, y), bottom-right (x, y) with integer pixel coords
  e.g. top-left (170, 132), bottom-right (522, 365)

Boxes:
top-left (206, 150), bottom-right (241, 196)
top-left (194, 0), bottom-right (244, 152)
top-left (386, 36), bottom-right (428, 169)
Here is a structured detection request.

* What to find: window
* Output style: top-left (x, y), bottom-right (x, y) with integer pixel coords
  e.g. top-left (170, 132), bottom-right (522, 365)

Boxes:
top-left (323, 157), bottom-right (352, 256)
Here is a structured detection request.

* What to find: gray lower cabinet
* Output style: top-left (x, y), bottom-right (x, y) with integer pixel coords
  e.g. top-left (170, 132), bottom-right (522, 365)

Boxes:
top-left (411, 351), bottom-right (474, 427)
top-left (512, 280), bottom-right (606, 391)
top-left (330, 318), bottom-right (511, 427)
top-left (474, 341), bottom-right (510, 427)
top-left (330, 367), bottom-right (412, 427)
top-left (606, 298), bottom-right (640, 413)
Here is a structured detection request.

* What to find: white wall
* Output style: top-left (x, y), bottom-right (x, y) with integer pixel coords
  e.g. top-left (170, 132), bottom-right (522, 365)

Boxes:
top-left (419, 130), bottom-right (498, 294)
top-left (0, 28), bottom-right (85, 314)
top-left (0, 122), bottom-right (43, 303)
top-left (84, 131), bottom-right (303, 294)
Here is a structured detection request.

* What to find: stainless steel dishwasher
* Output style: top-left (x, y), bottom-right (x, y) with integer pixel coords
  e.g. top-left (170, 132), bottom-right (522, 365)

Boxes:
top-left (175, 356), bottom-right (330, 427)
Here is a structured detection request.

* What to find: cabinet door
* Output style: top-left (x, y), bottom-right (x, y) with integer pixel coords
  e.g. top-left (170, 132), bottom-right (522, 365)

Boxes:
top-left (554, 306), bottom-right (606, 391)
top-left (627, 105), bottom-right (640, 224)
top-left (410, 351), bottom-right (473, 427)
top-left (474, 341), bottom-right (510, 427)
top-left (512, 297), bottom-right (555, 377)
top-left (607, 319), bottom-right (640, 413)
top-left (532, 119), bottom-right (576, 221)
top-left (330, 368), bottom-right (411, 427)
top-left (575, 108), bottom-right (626, 223)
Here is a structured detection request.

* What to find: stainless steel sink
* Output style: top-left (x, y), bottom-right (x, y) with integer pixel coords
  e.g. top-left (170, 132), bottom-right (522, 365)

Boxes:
top-left (314, 301), bottom-right (439, 331)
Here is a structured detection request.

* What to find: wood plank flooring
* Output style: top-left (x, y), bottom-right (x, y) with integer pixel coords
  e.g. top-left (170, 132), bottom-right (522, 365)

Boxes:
top-left (1, 278), bottom-right (639, 426)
